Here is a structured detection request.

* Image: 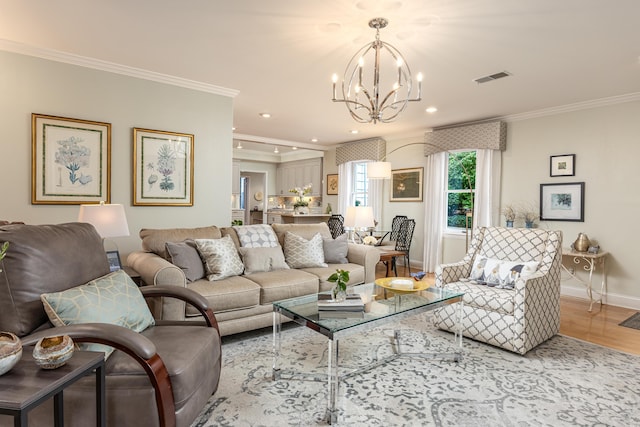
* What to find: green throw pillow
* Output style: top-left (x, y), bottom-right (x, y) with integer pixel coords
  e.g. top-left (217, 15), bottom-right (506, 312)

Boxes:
top-left (40, 269), bottom-right (155, 359)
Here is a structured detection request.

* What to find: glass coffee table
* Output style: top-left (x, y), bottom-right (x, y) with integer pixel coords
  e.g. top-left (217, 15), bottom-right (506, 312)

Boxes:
top-left (272, 283), bottom-right (464, 424)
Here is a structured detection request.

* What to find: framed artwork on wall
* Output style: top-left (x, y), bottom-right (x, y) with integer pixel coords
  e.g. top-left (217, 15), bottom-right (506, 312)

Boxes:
top-left (326, 174), bottom-right (338, 195)
top-left (540, 182), bottom-right (585, 221)
top-left (390, 167), bottom-right (423, 202)
top-left (550, 154), bottom-right (575, 177)
top-left (133, 128), bottom-right (194, 206)
top-left (31, 113), bottom-right (111, 204)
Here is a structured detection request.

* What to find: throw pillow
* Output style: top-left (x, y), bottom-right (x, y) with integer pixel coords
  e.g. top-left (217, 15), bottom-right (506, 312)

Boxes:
top-left (195, 235), bottom-right (245, 281)
top-left (165, 240), bottom-right (205, 282)
top-left (238, 246), bottom-right (290, 274)
top-left (469, 256), bottom-right (539, 288)
top-left (322, 233), bottom-right (349, 264)
top-left (233, 224), bottom-right (279, 248)
top-left (40, 269), bottom-right (155, 359)
top-left (283, 232), bottom-right (328, 268)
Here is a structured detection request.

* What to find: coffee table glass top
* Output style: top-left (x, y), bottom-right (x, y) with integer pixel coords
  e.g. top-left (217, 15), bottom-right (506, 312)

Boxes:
top-left (273, 284), bottom-right (463, 335)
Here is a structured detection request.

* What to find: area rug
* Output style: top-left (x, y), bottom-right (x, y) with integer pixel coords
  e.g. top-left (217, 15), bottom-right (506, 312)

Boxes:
top-left (619, 312), bottom-right (640, 330)
top-left (191, 313), bottom-right (640, 426)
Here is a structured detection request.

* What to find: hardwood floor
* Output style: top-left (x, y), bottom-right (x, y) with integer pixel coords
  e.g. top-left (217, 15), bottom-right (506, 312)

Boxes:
top-left (375, 263), bottom-right (640, 356)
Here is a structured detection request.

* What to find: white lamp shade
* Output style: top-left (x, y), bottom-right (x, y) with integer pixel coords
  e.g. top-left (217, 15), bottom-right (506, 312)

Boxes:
top-left (78, 203), bottom-right (130, 238)
top-left (367, 161), bottom-right (392, 179)
top-left (344, 206), bottom-right (375, 229)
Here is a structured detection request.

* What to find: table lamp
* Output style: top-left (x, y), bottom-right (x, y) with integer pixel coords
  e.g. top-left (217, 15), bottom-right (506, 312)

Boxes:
top-left (77, 201), bottom-right (130, 271)
top-left (344, 206), bottom-right (375, 243)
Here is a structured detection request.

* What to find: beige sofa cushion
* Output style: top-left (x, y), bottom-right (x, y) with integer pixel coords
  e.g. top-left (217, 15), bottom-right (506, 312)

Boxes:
top-left (186, 275), bottom-right (260, 315)
top-left (140, 226), bottom-right (221, 259)
top-left (302, 263), bottom-right (365, 290)
top-left (245, 269), bottom-right (319, 304)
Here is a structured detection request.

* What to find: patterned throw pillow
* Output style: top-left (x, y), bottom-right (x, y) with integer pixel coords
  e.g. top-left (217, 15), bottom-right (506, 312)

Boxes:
top-left (470, 256), bottom-right (539, 289)
top-left (233, 224), bottom-right (279, 248)
top-left (195, 235), bottom-right (245, 280)
top-left (283, 232), bottom-right (328, 268)
top-left (238, 246), bottom-right (290, 274)
top-left (40, 269), bottom-right (155, 359)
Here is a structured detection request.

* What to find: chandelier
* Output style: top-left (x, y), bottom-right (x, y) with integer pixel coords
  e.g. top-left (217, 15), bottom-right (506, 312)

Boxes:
top-left (332, 18), bottom-right (422, 124)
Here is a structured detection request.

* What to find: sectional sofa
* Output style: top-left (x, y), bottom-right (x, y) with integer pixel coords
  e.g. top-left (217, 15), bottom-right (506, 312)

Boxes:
top-left (127, 222), bottom-right (380, 336)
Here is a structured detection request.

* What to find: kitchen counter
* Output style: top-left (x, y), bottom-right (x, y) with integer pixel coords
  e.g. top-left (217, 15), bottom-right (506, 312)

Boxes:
top-left (280, 214), bottom-right (331, 224)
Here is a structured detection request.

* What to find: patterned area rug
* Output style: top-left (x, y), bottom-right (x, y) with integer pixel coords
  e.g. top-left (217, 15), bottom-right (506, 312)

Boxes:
top-left (619, 312), bottom-right (640, 330)
top-left (191, 313), bottom-right (640, 426)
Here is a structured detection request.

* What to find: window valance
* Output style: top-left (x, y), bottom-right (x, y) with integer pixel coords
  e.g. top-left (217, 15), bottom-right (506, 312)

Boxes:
top-left (424, 121), bottom-right (507, 156)
top-left (336, 138), bottom-right (386, 165)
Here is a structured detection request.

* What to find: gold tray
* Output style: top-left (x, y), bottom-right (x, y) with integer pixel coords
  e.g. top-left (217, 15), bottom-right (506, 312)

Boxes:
top-left (374, 277), bottom-right (429, 294)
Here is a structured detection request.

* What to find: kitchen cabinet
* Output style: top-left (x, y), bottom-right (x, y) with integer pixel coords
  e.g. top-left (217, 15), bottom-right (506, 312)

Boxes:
top-left (275, 158), bottom-right (322, 196)
top-left (232, 160), bottom-right (241, 194)
top-left (267, 213), bottom-right (282, 224)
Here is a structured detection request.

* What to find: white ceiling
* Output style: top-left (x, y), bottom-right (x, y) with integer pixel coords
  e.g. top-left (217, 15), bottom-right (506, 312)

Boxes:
top-left (1, 0), bottom-right (639, 147)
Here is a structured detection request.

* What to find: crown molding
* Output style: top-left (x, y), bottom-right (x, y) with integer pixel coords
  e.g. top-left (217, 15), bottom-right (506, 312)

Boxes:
top-left (233, 133), bottom-right (327, 151)
top-left (0, 39), bottom-right (239, 98)
top-left (499, 92), bottom-right (640, 122)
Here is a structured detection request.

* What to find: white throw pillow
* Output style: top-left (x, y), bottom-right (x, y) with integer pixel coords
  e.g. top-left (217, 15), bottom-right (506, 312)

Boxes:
top-left (283, 232), bottom-right (328, 268)
top-left (195, 235), bottom-right (245, 281)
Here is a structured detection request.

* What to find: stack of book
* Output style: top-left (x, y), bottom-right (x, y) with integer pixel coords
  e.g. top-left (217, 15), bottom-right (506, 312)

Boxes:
top-left (317, 293), bottom-right (365, 318)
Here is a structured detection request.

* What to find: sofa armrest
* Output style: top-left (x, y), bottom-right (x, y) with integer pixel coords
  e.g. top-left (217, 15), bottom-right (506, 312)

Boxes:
top-left (127, 251), bottom-right (188, 322)
top-left (347, 243), bottom-right (380, 284)
top-left (435, 260), bottom-right (471, 287)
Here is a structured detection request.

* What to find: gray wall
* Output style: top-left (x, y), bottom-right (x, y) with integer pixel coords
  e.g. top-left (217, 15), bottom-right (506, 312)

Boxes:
top-left (0, 50), bottom-right (233, 259)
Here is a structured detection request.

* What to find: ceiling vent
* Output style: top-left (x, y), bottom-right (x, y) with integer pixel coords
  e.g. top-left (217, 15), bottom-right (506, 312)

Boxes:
top-left (474, 71), bottom-right (511, 84)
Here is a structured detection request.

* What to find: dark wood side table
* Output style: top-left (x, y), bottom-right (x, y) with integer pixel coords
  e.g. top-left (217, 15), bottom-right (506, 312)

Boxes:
top-left (0, 350), bottom-right (105, 427)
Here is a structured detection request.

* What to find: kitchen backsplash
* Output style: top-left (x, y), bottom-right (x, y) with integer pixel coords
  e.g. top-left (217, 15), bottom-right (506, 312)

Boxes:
top-left (268, 196), bottom-right (323, 210)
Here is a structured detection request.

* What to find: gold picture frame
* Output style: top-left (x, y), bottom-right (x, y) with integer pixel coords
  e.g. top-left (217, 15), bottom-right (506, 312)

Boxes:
top-left (133, 128), bottom-right (194, 206)
top-left (390, 167), bottom-right (423, 202)
top-left (31, 113), bottom-right (111, 205)
top-left (326, 174), bottom-right (338, 195)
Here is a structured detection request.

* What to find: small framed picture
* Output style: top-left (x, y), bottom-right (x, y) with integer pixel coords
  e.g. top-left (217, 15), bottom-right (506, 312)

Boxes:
top-left (540, 182), bottom-right (585, 222)
top-left (326, 174), bottom-right (338, 195)
top-left (550, 154), bottom-right (575, 177)
top-left (390, 167), bottom-right (423, 202)
top-left (106, 250), bottom-right (122, 272)
top-left (133, 128), bottom-right (194, 206)
top-left (31, 113), bottom-right (111, 204)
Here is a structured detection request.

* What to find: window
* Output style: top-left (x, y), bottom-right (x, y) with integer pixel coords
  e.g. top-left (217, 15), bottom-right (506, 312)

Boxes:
top-left (351, 162), bottom-right (369, 206)
top-left (446, 151), bottom-right (476, 229)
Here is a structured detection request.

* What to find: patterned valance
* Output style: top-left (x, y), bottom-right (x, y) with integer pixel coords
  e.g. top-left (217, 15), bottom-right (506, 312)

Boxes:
top-left (424, 121), bottom-right (507, 156)
top-left (336, 138), bottom-right (386, 165)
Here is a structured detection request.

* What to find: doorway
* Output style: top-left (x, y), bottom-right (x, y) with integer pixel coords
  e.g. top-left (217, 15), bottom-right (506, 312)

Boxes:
top-left (240, 171), bottom-right (267, 225)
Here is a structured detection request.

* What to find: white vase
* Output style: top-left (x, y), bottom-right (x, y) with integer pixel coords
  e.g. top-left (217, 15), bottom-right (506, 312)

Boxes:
top-left (294, 206), bottom-right (309, 215)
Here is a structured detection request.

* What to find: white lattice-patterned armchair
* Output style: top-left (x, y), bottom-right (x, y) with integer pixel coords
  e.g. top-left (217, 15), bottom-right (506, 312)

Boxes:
top-left (433, 226), bottom-right (563, 355)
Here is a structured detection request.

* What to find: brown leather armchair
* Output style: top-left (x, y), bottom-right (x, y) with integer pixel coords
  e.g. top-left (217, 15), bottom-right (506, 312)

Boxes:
top-left (0, 223), bottom-right (221, 427)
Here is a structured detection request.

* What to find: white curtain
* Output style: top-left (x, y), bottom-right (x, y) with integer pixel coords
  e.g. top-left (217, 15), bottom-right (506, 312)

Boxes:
top-left (337, 162), bottom-right (353, 216)
top-left (422, 152), bottom-right (447, 272)
top-left (474, 149), bottom-right (502, 227)
top-left (367, 166), bottom-right (383, 225)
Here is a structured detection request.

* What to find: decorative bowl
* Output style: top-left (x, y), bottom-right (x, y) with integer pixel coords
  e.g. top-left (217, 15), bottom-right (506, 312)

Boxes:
top-left (0, 331), bottom-right (23, 376)
top-left (33, 335), bottom-right (74, 369)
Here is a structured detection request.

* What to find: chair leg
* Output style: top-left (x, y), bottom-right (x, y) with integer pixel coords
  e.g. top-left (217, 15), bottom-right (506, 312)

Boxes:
top-left (405, 254), bottom-right (411, 274)
top-left (392, 257), bottom-right (398, 276)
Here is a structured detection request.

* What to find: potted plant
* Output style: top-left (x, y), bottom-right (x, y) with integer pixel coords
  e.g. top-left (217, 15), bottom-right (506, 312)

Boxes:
top-left (520, 210), bottom-right (539, 228)
top-left (327, 269), bottom-right (349, 302)
top-left (501, 205), bottom-right (516, 227)
top-left (289, 183), bottom-right (312, 214)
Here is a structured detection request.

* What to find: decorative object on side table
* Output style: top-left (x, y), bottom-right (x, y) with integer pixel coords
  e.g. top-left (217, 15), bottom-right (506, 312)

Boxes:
top-left (327, 269), bottom-right (349, 302)
top-left (572, 233), bottom-right (591, 252)
top-left (362, 235), bottom-right (378, 246)
top-left (33, 335), bottom-right (74, 369)
top-left (289, 183), bottom-right (312, 214)
top-left (502, 205), bottom-right (516, 227)
top-left (0, 332), bottom-right (22, 376)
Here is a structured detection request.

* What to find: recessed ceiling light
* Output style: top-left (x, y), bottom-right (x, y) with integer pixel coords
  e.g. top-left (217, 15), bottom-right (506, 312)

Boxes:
top-left (235, 141), bottom-right (243, 149)
top-left (292, 146), bottom-right (298, 150)
top-left (350, 130), bottom-right (359, 134)
top-left (232, 127), bottom-right (236, 131)
top-left (259, 113), bottom-right (271, 118)
top-left (274, 146), bottom-right (279, 154)
top-left (426, 106), bottom-right (438, 113)
top-left (310, 138), bottom-right (318, 143)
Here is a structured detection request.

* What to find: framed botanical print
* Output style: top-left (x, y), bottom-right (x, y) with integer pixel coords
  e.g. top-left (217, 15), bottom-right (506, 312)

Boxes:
top-left (133, 128), bottom-right (194, 206)
top-left (326, 174), bottom-right (338, 195)
top-left (390, 167), bottom-right (423, 202)
top-left (31, 113), bottom-right (111, 204)
top-left (540, 182), bottom-right (585, 221)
